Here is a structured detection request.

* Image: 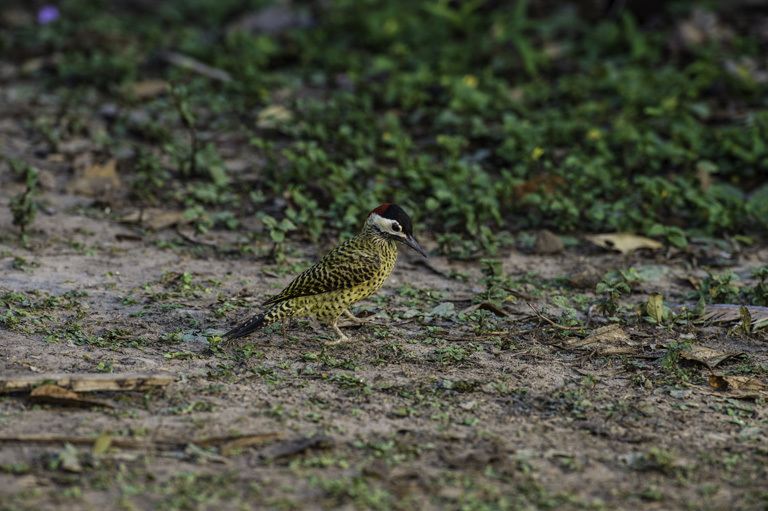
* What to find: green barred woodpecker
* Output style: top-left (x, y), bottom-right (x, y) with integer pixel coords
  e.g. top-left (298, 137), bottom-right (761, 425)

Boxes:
top-left (224, 203), bottom-right (427, 345)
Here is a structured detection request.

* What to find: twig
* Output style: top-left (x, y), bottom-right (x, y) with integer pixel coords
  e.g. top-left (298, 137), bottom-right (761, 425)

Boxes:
top-left (162, 51), bottom-right (232, 82)
top-left (0, 432), bottom-right (283, 451)
top-left (526, 301), bottom-right (588, 331)
top-left (0, 372), bottom-right (175, 394)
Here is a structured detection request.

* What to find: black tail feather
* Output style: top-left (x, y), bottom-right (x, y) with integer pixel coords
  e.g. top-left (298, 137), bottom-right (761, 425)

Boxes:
top-left (224, 312), bottom-right (267, 340)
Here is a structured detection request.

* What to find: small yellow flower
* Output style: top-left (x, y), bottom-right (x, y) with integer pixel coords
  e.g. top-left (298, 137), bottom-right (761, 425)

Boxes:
top-left (462, 74), bottom-right (479, 88)
top-left (382, 132), bottom-right (392, 141)
top-left (587, 128), bottom-right (601, 140)
top-left (531, 146), bottom-right (545, 161)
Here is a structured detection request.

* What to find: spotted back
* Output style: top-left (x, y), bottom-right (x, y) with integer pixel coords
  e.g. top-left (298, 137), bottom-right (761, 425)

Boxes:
top-left (263, 234), bottom-right (398, 306)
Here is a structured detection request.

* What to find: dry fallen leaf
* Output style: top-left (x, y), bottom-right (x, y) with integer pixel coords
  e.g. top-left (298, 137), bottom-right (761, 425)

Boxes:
top-left (586, 233), bottom-right (663, 255)
top-left (119, 209), bottom-right (191, 231)
top-left (700, 304), bottom-right (768, 330)
top-left (559, 324), bottom-right (634, 353)
top-left (65, 159), bottom-right (121, 197)
top-left (709, 375), bottom-right (768, 398)
top-left (146, 211), bottom-right (190, 231)
top-left (680, 345), bottom-right (743, 369)
top-left (122, 79), bottom-right (169, 99)
top-left (533, 229), bottom-right (564, 254)
top-left (512, 173), bottom-right (564, 199)
top-left (257, 105), bottom-right (293, 129)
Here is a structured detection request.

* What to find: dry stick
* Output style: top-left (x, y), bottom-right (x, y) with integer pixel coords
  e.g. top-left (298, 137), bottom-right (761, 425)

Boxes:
top-left (0, 432), bottom-right (283, 450)
top-left (526, 301), bottom-right (589, 331)
top-left (0, 372), bottom-right (175, 394)
top-left (162, 51), bottom-right (232, 82)
top-left (448, 305), bottom-right (587, 340)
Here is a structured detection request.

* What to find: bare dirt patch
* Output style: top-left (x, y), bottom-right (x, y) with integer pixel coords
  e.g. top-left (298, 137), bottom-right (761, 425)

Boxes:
top-left (2, 190), bottom-right (767, 511)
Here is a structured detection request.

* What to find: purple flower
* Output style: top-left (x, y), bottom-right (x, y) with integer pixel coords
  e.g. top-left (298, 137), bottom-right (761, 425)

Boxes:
top-left (38, 5), bottom-right (60, 25)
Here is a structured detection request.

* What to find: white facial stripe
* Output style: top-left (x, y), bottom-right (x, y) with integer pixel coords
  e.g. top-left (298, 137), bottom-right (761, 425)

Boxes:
top-left (370, 213), bottom-right (405, 236)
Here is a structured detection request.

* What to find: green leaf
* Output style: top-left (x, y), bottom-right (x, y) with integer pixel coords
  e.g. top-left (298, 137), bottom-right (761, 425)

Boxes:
top-left (667, 234), bottom-right (687, 248)
top-left (693, 297), bottom-right (706, 317)
top-left (279, 218), bottom-right (297, 231)
top-left (429, 302), bottom-right (457, 319)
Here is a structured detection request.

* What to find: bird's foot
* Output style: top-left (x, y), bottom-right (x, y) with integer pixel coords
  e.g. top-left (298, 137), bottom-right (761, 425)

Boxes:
top-left (341, 309), bottom-right (373, 325)
top-left (323, 336), bottom-right (350, 346)
top-left (322, 323), bottom-right (357, 345)
top-left (281, 319), bottom-right (291, 340)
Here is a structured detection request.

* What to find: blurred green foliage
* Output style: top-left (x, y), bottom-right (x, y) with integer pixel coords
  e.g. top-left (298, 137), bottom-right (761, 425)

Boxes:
top-left (2, 0), bottom-right (767, 245)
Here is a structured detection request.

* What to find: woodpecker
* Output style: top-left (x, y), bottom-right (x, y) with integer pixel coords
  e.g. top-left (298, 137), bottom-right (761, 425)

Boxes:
top-left (224, 203), bottom-right (427, 344)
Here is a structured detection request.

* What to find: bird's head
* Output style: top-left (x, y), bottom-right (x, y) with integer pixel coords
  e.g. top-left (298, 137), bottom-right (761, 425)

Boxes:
top-left (366, 203), bottom-right (427, 257)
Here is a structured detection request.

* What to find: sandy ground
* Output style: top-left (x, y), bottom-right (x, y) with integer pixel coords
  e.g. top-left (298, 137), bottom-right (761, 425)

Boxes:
top-left (1, 183), bottom-right (768, 510)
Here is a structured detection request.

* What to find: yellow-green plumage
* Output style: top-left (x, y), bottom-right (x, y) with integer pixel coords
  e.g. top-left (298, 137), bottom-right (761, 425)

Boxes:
top-left (224, 203), bottom-right (426, 344)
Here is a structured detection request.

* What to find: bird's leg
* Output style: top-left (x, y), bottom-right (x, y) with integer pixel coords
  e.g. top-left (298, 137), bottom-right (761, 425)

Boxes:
top-left (323, 319), bottom-right (352, 346)
top-left (342, 309), bottom-right (372, 324)
top-left (281, 319), bottom-right (291, 340)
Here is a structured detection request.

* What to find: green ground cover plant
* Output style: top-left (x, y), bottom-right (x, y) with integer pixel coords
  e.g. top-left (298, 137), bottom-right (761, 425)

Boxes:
top-left (3, 0), bottom-right (766, 247)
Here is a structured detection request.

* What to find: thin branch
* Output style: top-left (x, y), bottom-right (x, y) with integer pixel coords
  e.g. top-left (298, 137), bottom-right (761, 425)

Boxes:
top-left (526, 301), bottom-right (588, 331)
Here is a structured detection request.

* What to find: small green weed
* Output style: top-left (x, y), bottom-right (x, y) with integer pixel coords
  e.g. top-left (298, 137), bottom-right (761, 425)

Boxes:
top-left (8, 158), bottom-right (41, 245)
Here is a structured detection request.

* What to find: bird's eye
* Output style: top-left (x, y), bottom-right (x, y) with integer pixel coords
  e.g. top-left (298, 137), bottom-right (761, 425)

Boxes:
top-left (391, 222), bottom-right (401, 233)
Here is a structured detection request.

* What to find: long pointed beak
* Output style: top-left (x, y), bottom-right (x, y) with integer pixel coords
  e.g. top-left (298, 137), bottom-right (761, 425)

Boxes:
top-left (404, 235), bottom-right (428, 257)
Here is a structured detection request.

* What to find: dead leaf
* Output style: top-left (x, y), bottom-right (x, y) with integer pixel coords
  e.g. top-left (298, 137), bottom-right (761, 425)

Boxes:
top-left (559, 324), bottom-right (632, 351)
top-left (586, 233), bottom-right (663, 255)
top-left (686, 276), bottom-right (703, 290)
top-left (709, 375), bottom-right (768, 398)
top-left (257, 105), bottom-right (293, 130)
top-left (700, 304), bottom-right (768, 330)
top-left (119, 209), bottom-right (190, 231)
top-left (122, 79), bottom-right (169, 99)
top-left (512, 174), bottom-right (564, 199)
top-left (569, 265), bottom-right (603, 289)
top-left (65, 159), bottom-right (121, 197)
top-left (680, 346), bottom-right (743, 369)
top-left (120, 210), bottom-right (142, 223)
top-left (146, 211), bottom-right (190, 231)
top-left (533, 230), bottom-right (564, 254)
top-left (584, 324), bottom-right (631, 344)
